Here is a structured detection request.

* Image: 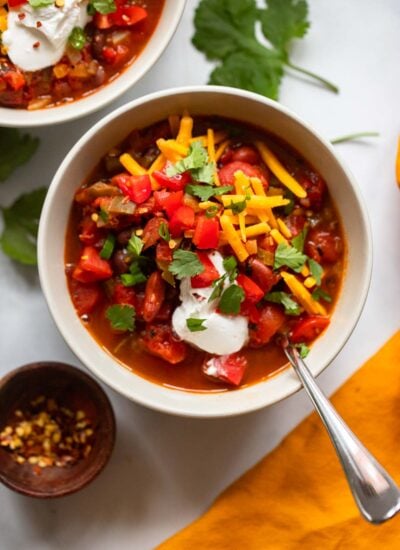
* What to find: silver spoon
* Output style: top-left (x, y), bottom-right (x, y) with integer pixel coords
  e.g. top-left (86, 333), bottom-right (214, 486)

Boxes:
top-left (283, 340), bottom-right (400, 524)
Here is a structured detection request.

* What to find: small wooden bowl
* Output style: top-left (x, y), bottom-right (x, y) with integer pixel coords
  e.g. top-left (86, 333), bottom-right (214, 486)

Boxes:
top-left (0, 362), bottom-right (115, 498)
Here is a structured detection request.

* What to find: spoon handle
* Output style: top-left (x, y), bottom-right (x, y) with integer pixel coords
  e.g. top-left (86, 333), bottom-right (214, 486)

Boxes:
top-left (284, 346), bottom-right (400, 524)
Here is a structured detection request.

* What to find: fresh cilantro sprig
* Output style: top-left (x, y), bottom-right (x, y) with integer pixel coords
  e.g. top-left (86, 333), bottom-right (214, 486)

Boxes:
top-left (308, 258), bottom-right (323, 286)
top-left (167, 142), bottom-right (215, 184)
top-left (192, 0), bottom-right (338, 101)
top-left (87, 0), bottom-right (116, 15)
top-left (127, 234), bottom-right (144, 258)
top-left (68, 27), bottom-right (86, 51)
top-left (219, 284), bottom-right (245, 315)
top-left (0, 188), bottom-right (47, 265)
top-left (311, 288), bottom-right (332, 303)
top-left (273, 242), bottom-right (307, 272)
top-left (225, 197), bottom-right (248, 215)
top-left (106, 304), bottom-right (135, 332)
top-left (0, 129), bottom-right (39, 182)
top-left (168, 250), bottom-right (205, 279)
top-left (265, 291), bottom-right (301, 316)
top-left (186, 184), bottom-right (233, 202)
top-left (291, 227), bottom-right (307, 252)
top-left (186, 318), bottom-right (207, 332)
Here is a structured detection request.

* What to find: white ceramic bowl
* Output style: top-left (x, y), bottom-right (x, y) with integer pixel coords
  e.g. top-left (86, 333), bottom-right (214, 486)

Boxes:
top-left (0, 0), bottom-right (185, 127)
top-left (38, 86), bottom-right (372, 417)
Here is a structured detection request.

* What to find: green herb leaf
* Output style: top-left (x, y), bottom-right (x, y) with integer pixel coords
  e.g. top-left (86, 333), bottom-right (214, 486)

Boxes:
top-left (106, 304), bottom-right (135, 332)
top-left (330, 131), bottom-right (380, 145)
top-left (99, 233), bottom-right (115, 260)
top-left (295, 342), bottom-right (310, 359)
top-left (274, 242), bottom-right (307, 272)
top-left (311, 288), bottom-right (332, 303)
top-left (185, 184), bottom-right (233, 202)
top-left (158, 222), bottom-right (171, 242)
top-left (225, 197), bottom-right (248, 215)
top-left (99, 208), bottom-right (109, 222)
top-left (0, 129), bottom-right (39, 182)
top-left (28, 0), bottom-right (54, 8)
top-left (127, 234), bottom-right (143, 258)
top-left (291, 227), bottom-right (307, 252)
top-left (121, 261), bottom-right (147, 286)
top-left (260, 0), bottom-right (309, 55)
top-left (223, 255), bottom-right (238, 282)
top-left (186, 318), bottom-right (207, 332)
top-left (88, 0), bottom-right (116, 15)
top-left (265, 291), bottom-right (301, 316)
top-left (0, 187), bottom-right (47, 265)
top-left (308, 258), bottom-right (323, 286)
top-left (205, 205), bottom-right (219, 218)
top-left (219, 284), bottom-right (245, 315)
top-left (167, 141), bottom-right (208, 176)
top-left (168, 250), bottom-right (205, 279)
top-left (208, 274), bottom-right (227, 302)
top-left (68, 27), bottom-right (86, 51)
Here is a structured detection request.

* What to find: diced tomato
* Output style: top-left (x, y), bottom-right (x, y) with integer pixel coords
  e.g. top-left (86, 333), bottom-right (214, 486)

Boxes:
top-left (248, 258), bottom-right (279, 294)
top-left (3, 71), bottom-right (26, 91)
top-left (72, 266), bottom-right (101, 284)
top-left (249, 304), bottom-right (286, 347)
top-left (154, 190), bottom-right (184, 218)
top-left (112, 173), bottom-right (151, 204)
top-left (202, 353), bottom-right (248, 386)
top-left (152, 170), bottom-right (192, 191)
top-left (78, 217), bottom-right (102, 246)
top-left (94, 14), bottom-right (113, 29)
top-left (218, 161), bottom-right (269, 188)
top-left (112, 4), bottom-right (148, 27)
top-left (193, 216), bottom-right (220, 250)
top-left (153, 301), bottom-right (173, 322)
top-left (191, 252), bottom-right (220, 288)
top-left (290, 315), bottom-right (330, 344)
top-left (168, 205), bottom-right (195, 237)
top-left (231, 146), bottom-right (261, 165)
top-left (305, 227), bottom-right (342, 264)
top-left (7, 0), bottom-right (27, 7)
top-left (73, 246), bottom-right (113, 282)
top-left (113, 282), bottom-right (137, 308)
top-left (102, 45), bottom-right (129, 65)
top-left (70, 280), bottom-right (102, 315)
top-left (156, 241), bottom-right (173, 263)
top-left (240, 303), bottom-right (261, 324)
top-left (142, 217), bottom-right (167, 249)
top-left (142, 272), bottom-right (165, 323)
top-left (140, 323), bottom-right (187, 364)
top-left (236, 273), bottom-right (264, 305)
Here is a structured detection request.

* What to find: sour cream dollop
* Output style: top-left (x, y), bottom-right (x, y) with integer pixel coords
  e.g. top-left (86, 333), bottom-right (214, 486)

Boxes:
top-left (172, 251), bottom-right (249, 355)
top-left (3, 0), bottom-right (91, 72)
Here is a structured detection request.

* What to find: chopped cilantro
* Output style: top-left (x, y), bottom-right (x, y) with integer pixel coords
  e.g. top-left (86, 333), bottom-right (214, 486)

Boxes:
top-left (308, 258), bottom-right (323, 286)
top-left (185, 184), bottom-right (233, 202)
top-left (168, 250), bottom-right (205, 279)
top-left (186, 318), bottom-right (207, 332)
top-left (158, 222), bottom-right (171, 242)
top-left (0, 129), bottom-right (39, 182)
top-left (205, 205), bottom-right (219, 218)
top-left (265, 291), bottom-right (301, 315)
top-left (273, 242), bottom-right (307, 272)
top-left (223, 255), bottom-right (238, 282)
top-left (68, 27), bottom-right (86, 50)
top-left (167, 142), bottom-right (216, 183)
top-left (88, 0), bottom-right (116, 15)
top-left (225, 198), bottom-right (247, 214)
top-left (0, 187), bottom-right (47, 265)
top-left (291, 227), bottom-right (307, 252)
top-left (106, 304), bottom-right (135, 332)
top-left (99, 208), bottom-right (109, 222)
top-left (121, 261), bottom-right (147, 286)
top-left (218, 284), bottom-right (245, 315)
top-left (127, 234), bottom-right (143, 258)
top-left (99, 233), bottom-right (115, 260)
top-left (208, 274), bottom-right (227, 302)
top-left (28, 0), bottom-right (53, 8)
top-left (311, 288), bottom-right (332, 303)
top-left (295, 342), bottom-right (310, 359)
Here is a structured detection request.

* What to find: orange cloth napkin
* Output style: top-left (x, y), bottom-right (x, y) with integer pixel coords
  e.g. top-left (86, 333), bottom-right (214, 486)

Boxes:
top-left (158, 332), bottom-right (400, 549)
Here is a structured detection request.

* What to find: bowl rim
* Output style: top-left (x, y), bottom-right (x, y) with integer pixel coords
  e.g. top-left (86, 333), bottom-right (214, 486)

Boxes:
top-left (38, 85), bottom-right (373, 417)
top-left (0, 361), bottom-right (116, 498)
top-left (0, 0), bottom-right (186, 127)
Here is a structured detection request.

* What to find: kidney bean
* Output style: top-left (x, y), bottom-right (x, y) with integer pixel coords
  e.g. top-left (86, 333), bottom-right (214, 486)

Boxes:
top-left (112, 250), bottom-right (130, 274)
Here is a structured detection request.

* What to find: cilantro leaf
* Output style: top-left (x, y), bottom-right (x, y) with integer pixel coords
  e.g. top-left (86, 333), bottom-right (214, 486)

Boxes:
top-left (274, 242), bottom-right (307, 272)
top-left (223, 255), bottom-right (238, 282)
top-left (265, 291), bottom-right (301, 315)
top-left (308, 258), bottom-right (323, 286)
top-left (291, 227), bottom-right (307, 252)
top-left (219, 284), bottom-right (245, 315)
top-left (28, 0), bottom-right (53, 8)
top-left (225, 197), bottom-right (248, 214)
top-left (106, 305), bottom-right (135, 332)
top-left (205, 205), bottom-right (219, 218)
top-left (208, 274), bottom-right (227, 302)
top-left (311, 288), bottom-right (332, 303)
top-left (260, 0), bottom-right (309, 56)
top-left (88, 0), bottom-right (116, 15)
top-left (186, 318), bottom-right (207, 332)
top-left (68, 27), bottom-right (86, 50)
top-left (185, 184), bottom-right (233, 202)
top-left (295, 342), bottom-right (310, 359)
top-left (167, 141), bottom-right (208, 176)
top-left (0, 129), bottom-right (39, 182)
top-left (168, 250), bottom-right (205, 279)
top-left (121, 261), bottom-right (147, 286)
top-left (192, 162), bottom-right (216, 185)
top-left (127, 234), bottom-right (143, 258)
top-left (0, 187), bottom-right (47, 265)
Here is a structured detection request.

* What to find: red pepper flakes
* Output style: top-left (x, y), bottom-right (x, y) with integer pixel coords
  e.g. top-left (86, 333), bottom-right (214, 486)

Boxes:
top-left (0, 396), bottom-right (95, 471)
top-left (33, 42), bottom-right (40, 49)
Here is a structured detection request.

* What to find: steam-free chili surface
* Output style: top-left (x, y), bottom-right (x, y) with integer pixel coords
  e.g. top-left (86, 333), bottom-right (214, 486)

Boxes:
top-left (65, 116), bottom-right (345, 392)
top-left (0, 0), bottom-right (164, 110)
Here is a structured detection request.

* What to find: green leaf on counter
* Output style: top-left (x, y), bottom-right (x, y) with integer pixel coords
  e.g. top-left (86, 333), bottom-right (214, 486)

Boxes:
top-left (0, 129), bottom-right (39, 182)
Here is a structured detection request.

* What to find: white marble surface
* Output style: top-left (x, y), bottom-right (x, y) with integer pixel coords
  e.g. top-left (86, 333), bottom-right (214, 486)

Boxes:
top-left (0, 1), bottom-right (399, 548)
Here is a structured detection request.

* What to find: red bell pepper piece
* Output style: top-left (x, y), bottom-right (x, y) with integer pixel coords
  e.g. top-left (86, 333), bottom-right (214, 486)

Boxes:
top-left (140, 323), bottom-right (187, 364)
top-left (202, 353), bottom-right (248, 386)
top-left (3, 71), bottom-right (26, 91)
top-left (193, 215), bottom-right (220, 250)
top-left (112, 173), bottom-right (151, 204)
top-left (191, 252), bottom-right (220, 288)
top-left (94, 13), bottom-right (113, 29)
top-left (290, 315), bottom-right (330, 344)
top-left (154, 190), bottom-right (184, 218)
top-left (73, 246), bottom-right (113, 282)
top-left (70, 280), bottom-right (102, 316)
top-left (249, 304), bottom-right (286, 347)
top-left (236, 274), bottom-right (264, 305)
top-left (113, 282), bottom-right (137, 308)
top-left (168, 205), bottom-right (195, 237)
top-left (102, 45), bottom-right (129, 65)
top-left (7, 0), bottom-right (27, 7)
top-left (78, 217), bottom-right (102, 246)
top-left (152, 170), bottom-right (191, 191)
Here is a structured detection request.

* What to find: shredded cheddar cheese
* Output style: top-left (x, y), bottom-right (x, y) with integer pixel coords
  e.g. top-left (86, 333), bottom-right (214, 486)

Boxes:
top-left (221, 195), bottom-right (289, 210)
top-left (240, 222), bottom-right (271, 239)
top-left (176, 116), bottom-right (193, 147)
top-left (220, 215), bottom-right (249, 262)
top-left (277, 218), bottom-right (292, 239)
top-left (215, 140), bottom-right (230, 162)
top-left (156, 139), bottom-right (187, 162)
top-left (119, 153), bottom-right (146, 176)
top-left (250, 177), bottom-right (270, 224)
top-left (245, 239), bottom-right (258, 255)
top-left (281, 272), bottom-right (327, 315)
